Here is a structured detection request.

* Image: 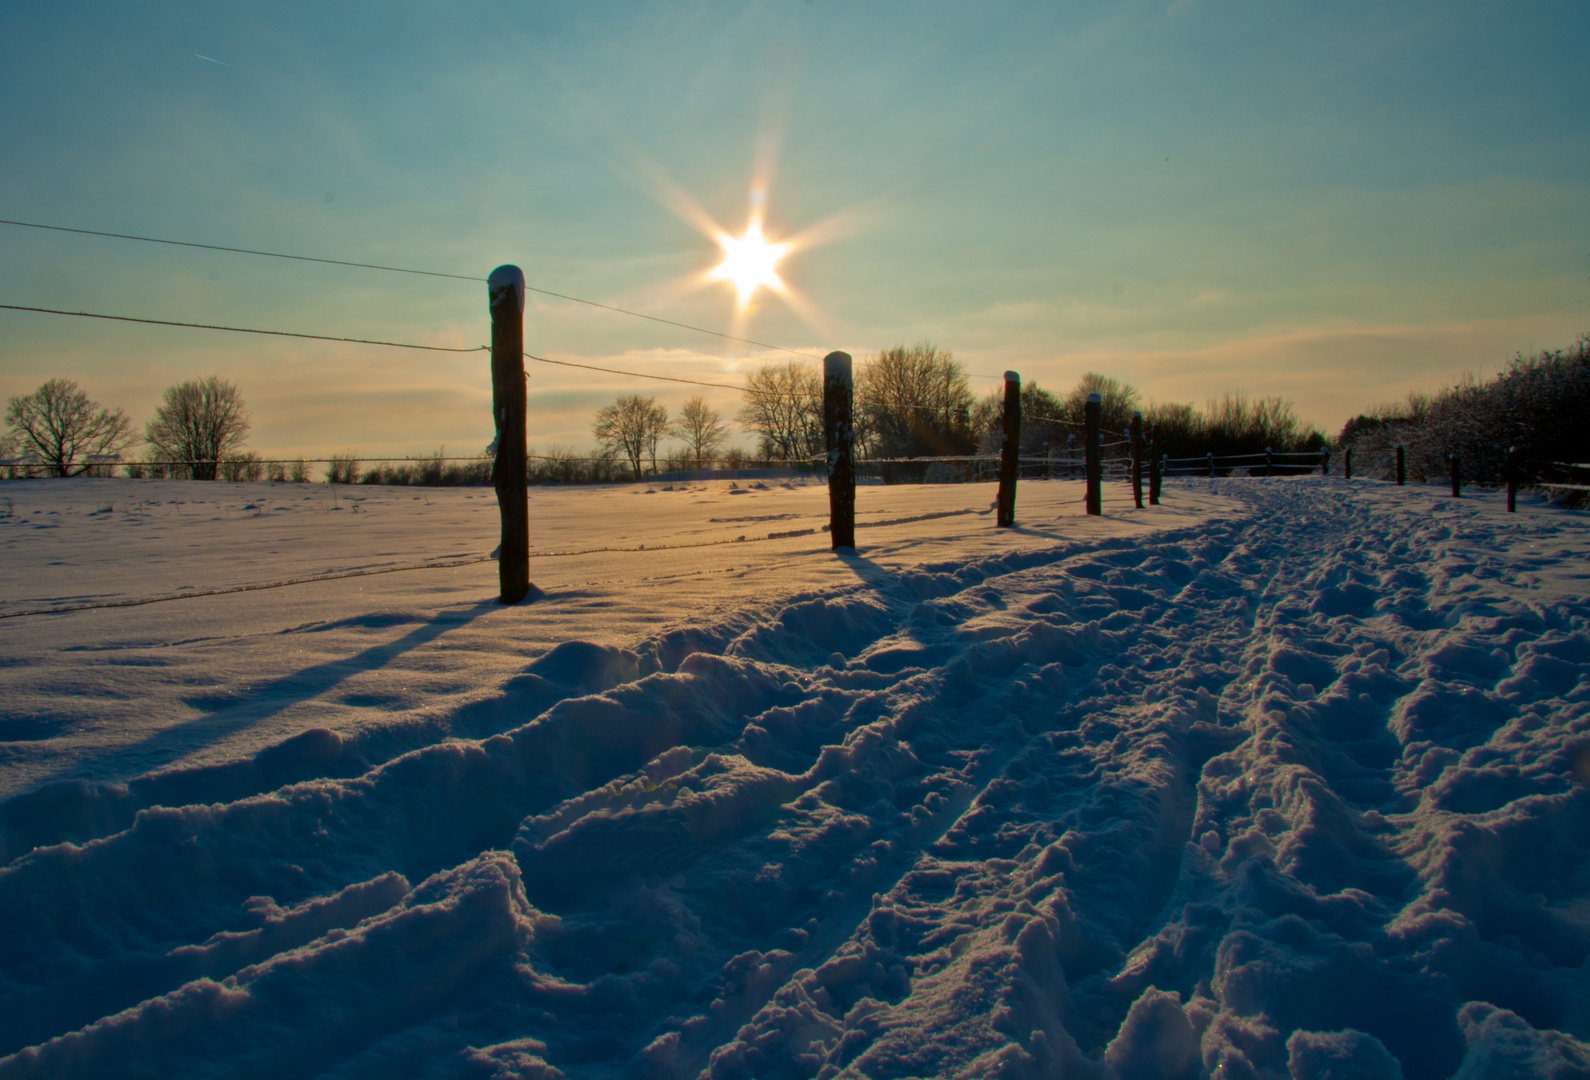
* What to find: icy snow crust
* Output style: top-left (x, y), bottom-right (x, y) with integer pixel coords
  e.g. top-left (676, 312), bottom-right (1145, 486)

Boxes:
top-left (1, 476), bottom-right (1588, 1079)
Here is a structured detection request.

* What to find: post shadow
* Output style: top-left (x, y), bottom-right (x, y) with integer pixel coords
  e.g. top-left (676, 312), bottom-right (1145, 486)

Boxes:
top-left (41, 600), bottom-right (502, 787)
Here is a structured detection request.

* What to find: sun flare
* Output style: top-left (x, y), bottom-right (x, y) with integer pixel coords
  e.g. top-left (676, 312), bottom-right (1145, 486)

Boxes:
top-left (707, 217), bottom-right (790, 306)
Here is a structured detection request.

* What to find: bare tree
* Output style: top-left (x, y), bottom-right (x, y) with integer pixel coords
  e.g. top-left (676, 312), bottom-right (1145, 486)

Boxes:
top-left (671, 395), bottom-right (730, 470)
top-left (593, 394), bottom-right (669, 481)
top-left (4, 378), bottom-right (135, 477)
top-left (737, 360), bottom-right (821, 462)
top-left (1063, 372), bottom-right (1140, 437)
top-left (971, 380), bottom-right (1067, 454)
top-left (145, 376), bottom-right (251, 481)
top-left (856, 343), bottom-right (974, 458)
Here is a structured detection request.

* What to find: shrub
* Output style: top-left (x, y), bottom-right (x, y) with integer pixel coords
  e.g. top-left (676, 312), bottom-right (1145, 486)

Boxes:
top-left (325, 453), bottom-right (360, 484)
top-left (415, 448), bottom-right (446, 487)
top-left (219, 453), bottom-right (263, 482)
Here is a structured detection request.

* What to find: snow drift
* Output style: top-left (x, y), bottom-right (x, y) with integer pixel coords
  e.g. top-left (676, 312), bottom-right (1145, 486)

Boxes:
top-left (0, 476), bottom-right (1587, 1079)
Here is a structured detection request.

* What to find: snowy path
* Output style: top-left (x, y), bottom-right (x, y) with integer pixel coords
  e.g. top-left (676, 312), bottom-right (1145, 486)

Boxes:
top-left (0, 478), bottom-right (1587, 1079)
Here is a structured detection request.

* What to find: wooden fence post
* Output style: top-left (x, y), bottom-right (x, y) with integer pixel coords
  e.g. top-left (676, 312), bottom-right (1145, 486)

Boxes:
top-left (489, 264), bottom-right (531, 604)
top-left (1129, 411), bottom-right (1144, 509)
top-left (823, 351), bottom-right (856, 548)
top-left (997, 371), bottom-right (1021, 527)
top-left (1345, 446), bottom-right (1353, 480)
top-left (1149, 451), bottom-right (1163, 505)
top-left (1084, 393), bottom-right (1102, 516)
top-left (1321, 448), bottom-right (1330, 476)
top-left (1207, 451), bottom-right (1215, 478)
top-left (1450, 452), bottom-right (1461, 498)
top-left (1507, 446), bottom-right (1517, 512)
top-left (1265, 446), bottom-right (1273, 478)
top-left (1396, 445), bottom-right (1405, 485)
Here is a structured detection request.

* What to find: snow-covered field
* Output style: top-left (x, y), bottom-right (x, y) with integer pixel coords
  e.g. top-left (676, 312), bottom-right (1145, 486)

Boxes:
top-left (0, 474), bottom-right (1586, 1079)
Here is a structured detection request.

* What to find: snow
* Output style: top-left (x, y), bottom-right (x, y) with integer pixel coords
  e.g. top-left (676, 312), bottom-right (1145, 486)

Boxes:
top-left (489, 264), bottom-right (526, 313)
top-left (0, 474), bottom-right (1587, 1079)
top-left (823, 352), bottom-right (852, 393)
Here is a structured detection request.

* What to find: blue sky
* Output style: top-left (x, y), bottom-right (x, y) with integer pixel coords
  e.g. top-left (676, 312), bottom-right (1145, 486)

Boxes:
top-left (2, 0), bottom-right (1586, 459)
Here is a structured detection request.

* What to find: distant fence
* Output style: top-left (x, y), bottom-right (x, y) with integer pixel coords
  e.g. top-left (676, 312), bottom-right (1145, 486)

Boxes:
top-left (1160, 442), bottom-right (1589, 512)
top-left (0, 447), bottom-right (1138, 487)
top-left (1162, 448), bottom-right (1332, 479)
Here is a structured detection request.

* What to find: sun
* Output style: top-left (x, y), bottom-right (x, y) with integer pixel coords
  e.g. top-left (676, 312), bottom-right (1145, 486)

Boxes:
top-left (707, 217), bottom-right (791, 306)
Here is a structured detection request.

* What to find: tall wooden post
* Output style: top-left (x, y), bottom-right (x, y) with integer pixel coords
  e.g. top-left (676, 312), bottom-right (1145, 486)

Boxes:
top-left (996, 372), bottom-right (1021, 527)
top-left (489, 265), bottom-right (530, 604)
top-left (823, 351), bottom-right (855, 549)
top-left (1450, 452), bottom-right (1461, 498)
top-left (1395, 445), bottom-right (1405, 485)
top-left (1084, 393), bottom-right (1102, 516)
top-left (1129, 411), bottom-right (1144, 509)
top-left (1507, 446), bottom-right (1517, 513)
top-left (1345, 447), bottom-right (1353, 481)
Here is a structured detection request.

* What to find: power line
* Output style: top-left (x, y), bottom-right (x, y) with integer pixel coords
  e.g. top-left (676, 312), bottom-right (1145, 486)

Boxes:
top-left (0, 302), bottom-right (807, 400)
top-left (0, 301), bottom-right (801, 400)
top-left (0, 304), bottom-right (488, 353)
top-left (0, 218), bottom-right (1041, 376)
top-left (0, 216), bottom-right (822, 359)
top-left (0, 218), bottom-right (481, 282)
top-left (525, 351), bottom-right (762, 394)
top-left (1, 303), bottom-right (1027, 406)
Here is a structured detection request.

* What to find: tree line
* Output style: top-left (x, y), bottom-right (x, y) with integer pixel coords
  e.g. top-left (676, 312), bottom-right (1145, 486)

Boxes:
top-left (2, 375), bottom-right (254, 480)
top-left (588, 342), bottom-right (1328, 482)
top-left (3, 341), bottom-right (1341, 485)
top-left (1337, 335), bottom-right (1589, 489)
top-left (592, 343), bottom-right (986, 479)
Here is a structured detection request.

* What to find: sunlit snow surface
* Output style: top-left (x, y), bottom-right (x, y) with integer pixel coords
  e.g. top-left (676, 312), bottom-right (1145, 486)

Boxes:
top-left (0, 475), bottom-right (1587, 1079)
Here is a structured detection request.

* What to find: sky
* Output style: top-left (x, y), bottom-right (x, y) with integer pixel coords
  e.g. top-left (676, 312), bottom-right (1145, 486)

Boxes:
top-left (1, 0), bottom-right (1586, 461)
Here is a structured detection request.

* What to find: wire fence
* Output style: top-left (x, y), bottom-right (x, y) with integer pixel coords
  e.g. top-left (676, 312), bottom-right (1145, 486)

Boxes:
top-left (19, 216), bottom-right (1575, 509)
top-left (0, 217), bottom-right (1161, 503)
top-left (0, 445), bottom-right (1141, 486)
top-left (1161, 449), bottom-right (1333, 478)
top-left (1531, 461), bottom-right (1590, 493)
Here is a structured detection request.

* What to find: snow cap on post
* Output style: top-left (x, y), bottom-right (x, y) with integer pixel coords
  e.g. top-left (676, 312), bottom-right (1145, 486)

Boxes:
top-left (1005, 370), bottom-right (1019, 383)
top-left (488, 265), bottom-right (525, 313)
top-left (1088, 392), bottom-right (1101, 403)
top-left (824, 350), bottom-right (853, 391)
